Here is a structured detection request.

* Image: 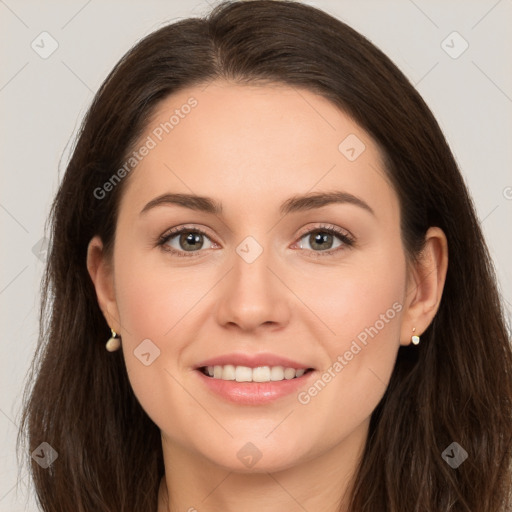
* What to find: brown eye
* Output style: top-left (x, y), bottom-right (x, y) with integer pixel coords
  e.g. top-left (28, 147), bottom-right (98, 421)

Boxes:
top-left (159, 227), bottom-right (215, 256)
top-left (175, 231), bottom-right (206, 251)
top-left (301, 231), bottom-right (338, 251)
top-left (296, 226), bottom-right (354, 255)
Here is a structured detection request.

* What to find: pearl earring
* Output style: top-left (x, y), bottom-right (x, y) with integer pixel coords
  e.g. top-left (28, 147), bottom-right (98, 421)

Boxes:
top-left (105, 328), bottom-right (121, 352)
top-left (411, 327), bottom-right (420, 345)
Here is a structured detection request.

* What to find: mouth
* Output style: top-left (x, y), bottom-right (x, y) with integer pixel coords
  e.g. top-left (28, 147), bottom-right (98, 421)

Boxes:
top-left (197, 365), bottom-right (315, 383)
top-left (193, 353), bottom-right (317, 404)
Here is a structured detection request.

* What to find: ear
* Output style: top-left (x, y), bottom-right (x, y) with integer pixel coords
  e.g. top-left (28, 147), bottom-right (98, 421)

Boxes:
top-left (400, 226), bottom-right (448, 346)
top-left (86, 235), bottom-right (121, 333)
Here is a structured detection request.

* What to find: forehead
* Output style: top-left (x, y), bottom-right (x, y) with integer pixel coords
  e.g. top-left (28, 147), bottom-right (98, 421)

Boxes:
top-left (119, 80), bottom-right (399, 223)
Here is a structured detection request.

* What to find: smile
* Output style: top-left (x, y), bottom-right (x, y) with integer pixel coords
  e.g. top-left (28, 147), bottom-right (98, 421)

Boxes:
top-left (199, 365), bottom-right (313, 382)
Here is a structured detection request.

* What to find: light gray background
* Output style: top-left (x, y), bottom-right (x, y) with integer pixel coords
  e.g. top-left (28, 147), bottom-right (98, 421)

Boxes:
top-left (1, 0), bottom-right (511, 510)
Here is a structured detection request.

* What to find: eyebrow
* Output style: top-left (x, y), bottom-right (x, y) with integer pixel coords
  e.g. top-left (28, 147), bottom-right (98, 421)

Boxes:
top-left (140, 191), bottom-right (375, 217)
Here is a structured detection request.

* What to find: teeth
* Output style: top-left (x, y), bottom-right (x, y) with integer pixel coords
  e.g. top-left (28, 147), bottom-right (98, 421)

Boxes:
top-left (252, 366), bottom-right (270, 382)
top-left (222, 364), bottom-right (235, 380)
top-left (270, 366), bottom-right (284, 381)
top-left (204, 365), bottom-right (309, 382)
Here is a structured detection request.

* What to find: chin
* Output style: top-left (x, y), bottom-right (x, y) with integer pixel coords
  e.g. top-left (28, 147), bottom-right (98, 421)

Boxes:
top-left (198, 440), bottom-right (307, 474)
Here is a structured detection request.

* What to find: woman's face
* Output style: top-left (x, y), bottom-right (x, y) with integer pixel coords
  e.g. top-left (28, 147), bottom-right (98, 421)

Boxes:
top-left (99, 80), bottom-right (416, 473)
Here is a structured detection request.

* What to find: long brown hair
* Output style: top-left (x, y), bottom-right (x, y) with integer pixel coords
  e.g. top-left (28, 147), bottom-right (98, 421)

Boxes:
top-left (18, 1), bottom-right (512, 510)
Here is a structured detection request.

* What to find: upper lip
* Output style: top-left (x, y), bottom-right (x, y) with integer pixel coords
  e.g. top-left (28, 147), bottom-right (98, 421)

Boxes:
top-left (195, 353), bottom-right (314, 370)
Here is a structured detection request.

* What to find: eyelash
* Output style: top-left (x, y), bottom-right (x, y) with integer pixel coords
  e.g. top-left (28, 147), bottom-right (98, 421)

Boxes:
top-left (156, 224), bottom-right (355, 258)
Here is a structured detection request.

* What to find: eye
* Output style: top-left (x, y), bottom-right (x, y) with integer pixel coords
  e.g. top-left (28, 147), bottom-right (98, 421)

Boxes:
top-left (157, 223), bottom-right (354, 258)
top-left (294, 224), bottom-right (354, 257)
top-left (157, 226), bottom-right (216, 257)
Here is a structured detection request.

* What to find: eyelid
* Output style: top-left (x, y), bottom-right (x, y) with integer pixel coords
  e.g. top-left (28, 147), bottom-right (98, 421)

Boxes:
top-left (295, 223), bottom-right (354, 243)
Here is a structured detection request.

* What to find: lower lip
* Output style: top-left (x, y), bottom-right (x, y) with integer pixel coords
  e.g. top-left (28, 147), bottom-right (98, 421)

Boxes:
top-left (195, 369), bottom-right (316, 405)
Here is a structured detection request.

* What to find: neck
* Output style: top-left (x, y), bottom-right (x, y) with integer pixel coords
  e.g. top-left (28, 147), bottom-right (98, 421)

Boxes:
top-left (157, 419), bottom-right (369, 512)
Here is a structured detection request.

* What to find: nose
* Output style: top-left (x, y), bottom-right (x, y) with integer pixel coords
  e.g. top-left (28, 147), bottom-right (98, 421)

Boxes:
top-left (215, 239), bottom-right (291, 333)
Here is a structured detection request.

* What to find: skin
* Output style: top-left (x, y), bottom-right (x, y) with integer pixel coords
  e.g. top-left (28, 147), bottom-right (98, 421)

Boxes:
top-left (87, 80), bottom-right (448, 512)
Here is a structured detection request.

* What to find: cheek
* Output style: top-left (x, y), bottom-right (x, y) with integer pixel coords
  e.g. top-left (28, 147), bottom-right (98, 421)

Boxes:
top-left (293, 246), bottom-right (406, 355)
top-left (292, 252), bottom-right (405, 443)
top-left (113, 248), bottom-right (205, 339)
top-left (112, 252), bottom-right (200, 436)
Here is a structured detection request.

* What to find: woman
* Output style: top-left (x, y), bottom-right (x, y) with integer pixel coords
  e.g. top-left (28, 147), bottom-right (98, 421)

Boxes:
top-left (18, 1), bottom-right (512, 510)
